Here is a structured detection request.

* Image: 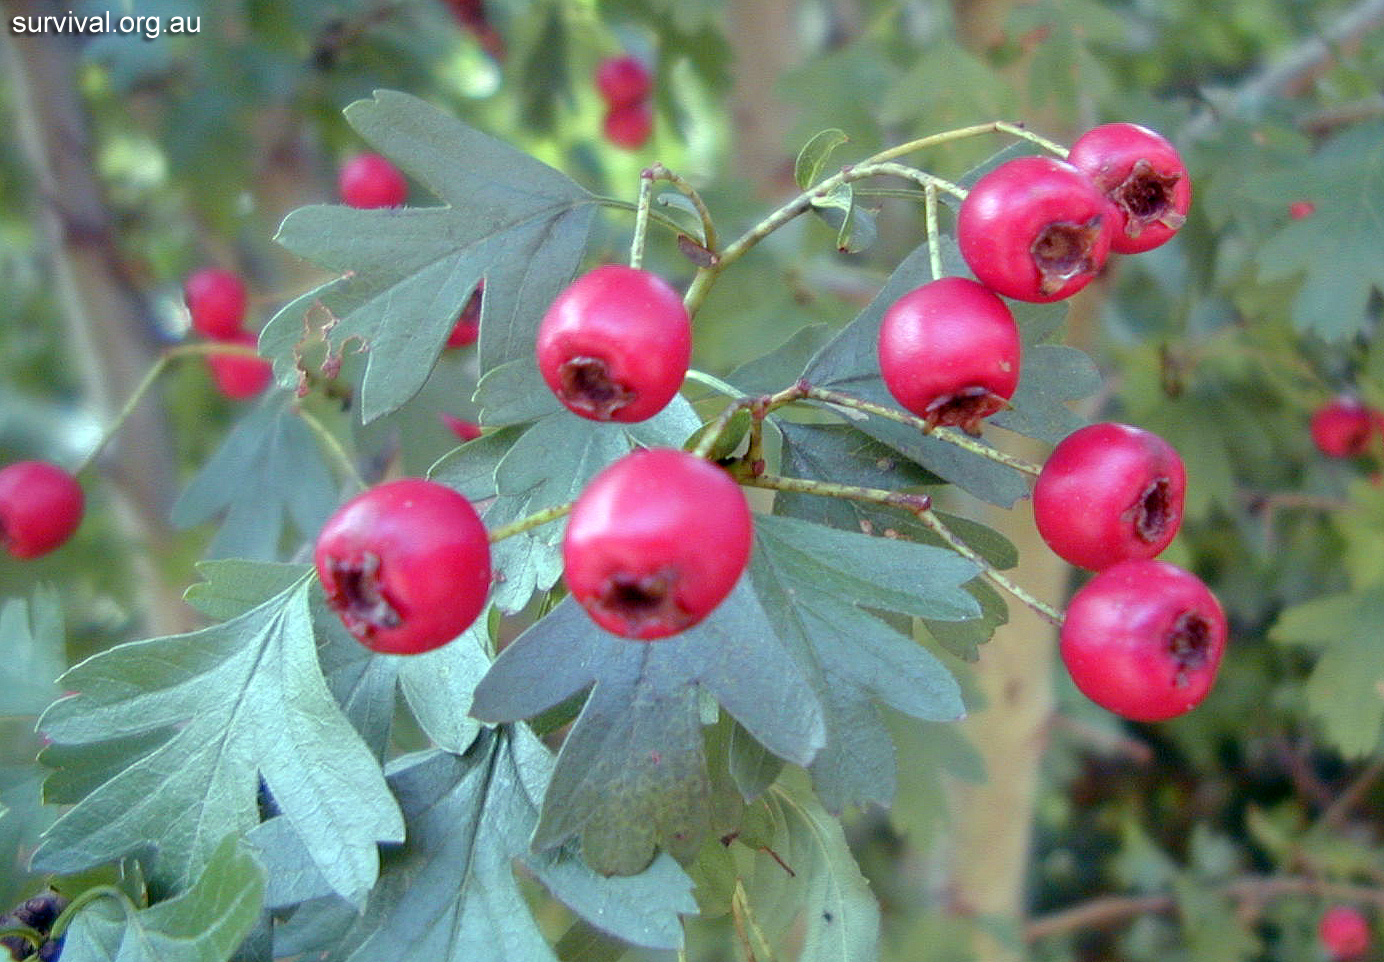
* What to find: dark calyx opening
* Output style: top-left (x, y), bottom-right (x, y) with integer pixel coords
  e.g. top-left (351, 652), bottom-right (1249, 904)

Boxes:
top-left (1030, 217), bottom-right (1105, 295)
top-left (924, 386), bottom-right (1010, 437)
top-left (1167, 610), bottom-right (1212, 688)
top-left (558, 356), bottom-right (637, 420)
top-left (594, 568), bottom-right (694, 636)
top-left (1129, 476), bottom-right (1173, 543)
top-left (328, 552), bottom-right (402, 637)
top-left (1112, 159), bottom-right (1185, 237)
top-left (1343, 422), bottom-right (1373, 456)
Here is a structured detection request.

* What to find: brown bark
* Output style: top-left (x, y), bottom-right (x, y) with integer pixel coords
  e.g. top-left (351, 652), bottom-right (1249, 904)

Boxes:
top-left (726, 0), bottom-right (802, 196)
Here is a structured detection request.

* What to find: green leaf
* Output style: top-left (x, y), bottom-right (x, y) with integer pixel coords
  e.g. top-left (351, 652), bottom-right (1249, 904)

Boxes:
top-left (810, 183), bottom-right (878, 253)
top-left (0, 586), bottom-right (65, 718)
top-left (329, 728), bottom-right (695, 960)
top-left (59, 833), bottom-right (265, 962)
top-left (748, 514), bottom-right (975, 811)
top-left (475, 358), bottom-right (563, 426)
top-left (471, 583), bottom-right (826, 876)
top-left (795, 129), bottom-right (850, 190)
top-left (734, 770), bottom-right (881, 962)
top-left (34, 575), bottom-right (404, 902)
top-left (1252, 123), bottom-right (1384, 340)
top-left (1172, 876), bottom-right (1261, 962)
top-left (1272, 587), bottom-right (1384, 757)
top-left (265, 91), bottom-right (597, 423)
top-left (169, 401), bottom-right (337, 561)
top-left (428, 424), bottom-right (527, 501)
top-left (726, 324), bottom-right (839, 397)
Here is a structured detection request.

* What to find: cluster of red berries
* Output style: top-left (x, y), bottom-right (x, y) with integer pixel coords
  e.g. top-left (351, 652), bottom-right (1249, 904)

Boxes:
top-left (1310, 395), bottom-right (1384, 459)
top-left (183, 267), bottom-right (273, 400)
top-left (595, 54), bottom-right (654, 151)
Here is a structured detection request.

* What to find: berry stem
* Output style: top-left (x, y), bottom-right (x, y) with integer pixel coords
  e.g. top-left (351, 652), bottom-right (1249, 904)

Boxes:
top-left (849, 161), bottom-right (967, 199)
top-left (49, 885), bottom-right (136, 940)
top-left (731, 879), bottom-right (777, 962)
top-left (867, 120), bottom-right (1069, 166)
top-left (595, 198), bottom-right (690, 240)
top-left (740, 471), bottom-right (933, 515)
top-left (914, 508), bottom-right (1065, 627)
top-left (691, 382), bottom-right (808, 460)
top-left (646, 163), bottom-right (719, 252)
top-left (74, 340), bottom-right (265, 478)
top-left (487, 501), bottom-right (573, 543)
top-left (801, 386), bottom-right (1043, 478)
top-left (294, 404), bottom-right (367, 493)
top-left (924, 183), bottom-right (943, 282)
top-left (684, 368), bottom-right (748, 399)
top-left (630, 168), bottom-right (655, 270)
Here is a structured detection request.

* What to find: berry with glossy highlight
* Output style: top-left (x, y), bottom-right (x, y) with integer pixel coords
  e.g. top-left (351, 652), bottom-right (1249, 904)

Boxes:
top-left (957, 155), bottom-right (1113, 302)
top-left (877, 276), bottom-right (1021, 434)
top-left (184, 267), bottom-right (248, 340)
top-left (339, 153), bottom-right (408, 209)
top-left (563, 448), bottom-right (752, 640)
top-left (595, 54), bottom-right (653, 106)
top-left (1060, 559), bottom-right (1227, 722)
top-left (1033, 422), bottom-right (1186, 570)
top-left (207, 331), bottom-right (274, 400)
top-left (315, 478), bottom-right (491, 654)
top-left (1320, 906), bottom-right (1371, 961)
top-left (1067, 123), bottom-right (1191, 254)
top-left (1311, 396), bottom-right (1376, 458)
top-left (536, 265), bottom-right (690, 422)
top-left (0, 461), bottom-right (84, 560)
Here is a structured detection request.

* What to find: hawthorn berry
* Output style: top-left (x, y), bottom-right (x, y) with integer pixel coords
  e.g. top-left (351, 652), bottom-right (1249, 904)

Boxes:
top-left (877, 276), bottom-right (1021, 435)
top-left (595, 55), bottom-right (653, 107)
top-left (1320, 906), bottom-right (1372, 961)
top-left (338, 153), bottom-right (408, 209)
top-left (563, 448), bottom-right (752, 640)
top-left (1311, 396), bottom-right (1376, 458)
top-left (957, 155), bottom-right (1113, 302)
top-left (603, 101), bottom-right (654, 151)
top-left (1289, 200), bottom-right (1316, 220)
top-left (536, 265), bottom-right (690, 422)
top-left (207, 331), bottom-right (274, 400)
top-left (314, 478), bottom-right (491, 654)
top-left (1060, 559), bottom-right (1227, 722)
top-left (1033, 422), bottom-right (1186, 571)
top-left (183, 267), bottom-right (248, 340)
top-left (446, 282), bottom-right (483, 349)
top-left (1066, 122), bottom-right (1191, 254)
top-left (440, 413), bottom-right (483, 442)
top-left (0, 461), bottom-right (84, 560)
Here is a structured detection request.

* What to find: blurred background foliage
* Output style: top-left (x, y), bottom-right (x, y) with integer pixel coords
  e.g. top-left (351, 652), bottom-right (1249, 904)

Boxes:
top-left (4, 0), bottom-right (1384, 959)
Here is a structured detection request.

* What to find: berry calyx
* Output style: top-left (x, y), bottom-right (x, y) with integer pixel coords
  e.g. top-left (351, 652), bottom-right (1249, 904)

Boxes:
top-left (1311, 396), bottom-right (1377, 458)
top-left (603, 101), bottom-right (654, 151)
top-left (595, 55), bottom-right (653, 107)
top-left (958, 155), bottom-right (1113, 302)
top-left (1060, 560), bottom-right (1227, 722)
top-left (536, 265), bottom-right (691, 423)
top-left (1033, 422), bottom-right (1186, 571)
top-left (0, 461), bottom-right (84, 560)
top-left (1067, 123), bottom-right (1192, 254)
top-left (338, 153), bottom-right (409, 209)
top-left (314, 478), bottom-right (491, 654)
top-left (184, 267), bottom-right (248, 340)
top-left (563, 448), bottom-right (752, 640)
top-left (876, 276), bottom-right (1021, 435)
top-left (1320, 906), bottom-right (1372, 961)
top-left (446, 282), bottom-right (483, 349)
top-left (207, 331), bottom-right (274, 400)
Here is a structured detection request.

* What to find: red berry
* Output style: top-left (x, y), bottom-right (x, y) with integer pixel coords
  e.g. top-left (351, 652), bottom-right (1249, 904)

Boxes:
top-left (1033, 422), bottom-right (1186, 571)
top-left (314, 478), bottom-right (491, 654)
top-left (603, 101), bottom-right (654, 151)
top-left (1311, 396), bottom-right (1376, 458)
top-left (563, 449), bottom-right (752, 640)
top-left (1060, 560), bottom-right (1227, 722)
top-left (957, 155), bottom-right (1113, 302)
top-left (876, 276), bottom-right (1021, 435)
top-left (1320, 906), bottom-right (1372, 961)
top-left (0, 461), bottom-right (84, 560)
top-left (595, 55), bottom-right (653, 107)
top-left (536, 265), bottom-right (691, 423)
top-left (1289, 200), bottom-right (1316, 220)
top-left (440, 413), bottom-right (483, 442)
top-left (207, 331), bottom-right (274, 400)
top-left (183, 267), bottom-right (248, 340)
top-left (446, 283), bottom-right (483, 349)
top-left (338, 153), bottom-right (409, 209)
top-left (1066, 123), bottom-right (1191, 254)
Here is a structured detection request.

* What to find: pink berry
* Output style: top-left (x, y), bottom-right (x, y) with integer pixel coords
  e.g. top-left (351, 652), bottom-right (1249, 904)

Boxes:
top-left (440, 413), bottom-right (483, 442)
top-left (207, 331), bottom-right (274, 400)
top-left (0, 461), bottom-right (84, 560)
top-left (957, 155), bottom-right (1114, 302)
top-left (184, 268), bottom-right (248, 340)
top-left (1289, 200), bottom-right (1316, 220)
top-left (446, 283), bottom-right (483, 349)
top-left (876, 276), bottom-right (1021, 435)
top-left (1320, 906), bottom-right (1372, 961)
top-left (338, 153), bottom-right (409, 209)
top-left (1311, 396), bottom-right (1376, 458)
top-left (1067, 123), bottom-right (1192, 254)
top-left (595, 55), bottom-right (653, 107)
top-left (603, 101), bottom-right (653, 151)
